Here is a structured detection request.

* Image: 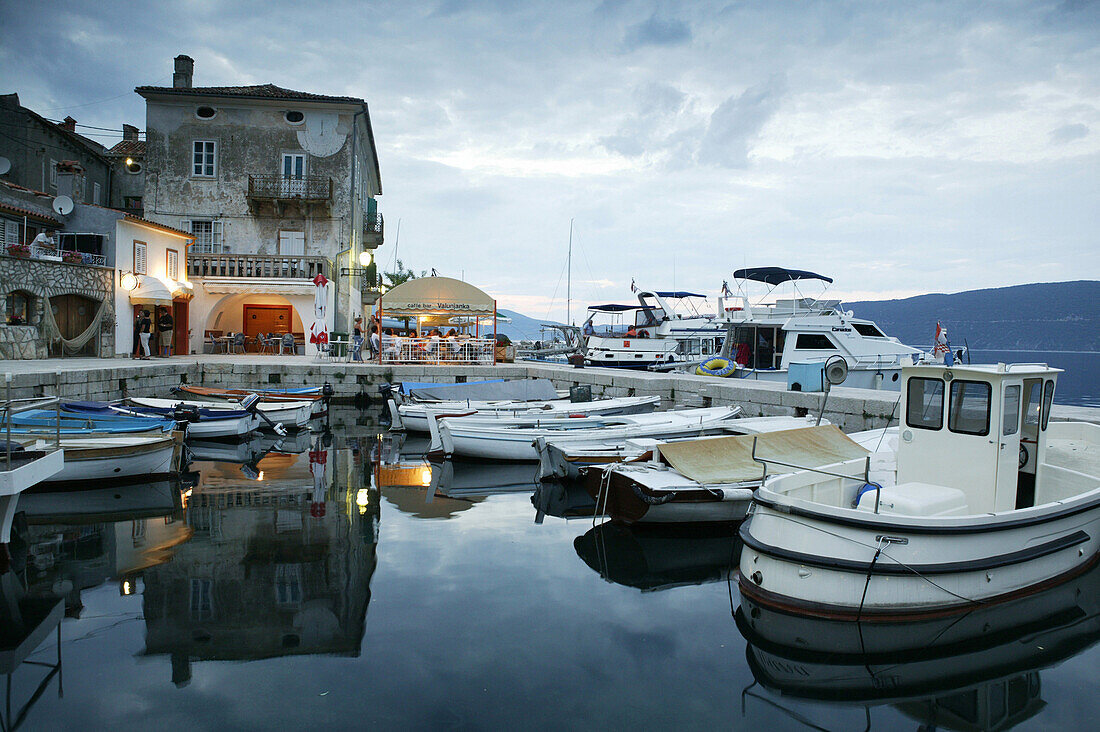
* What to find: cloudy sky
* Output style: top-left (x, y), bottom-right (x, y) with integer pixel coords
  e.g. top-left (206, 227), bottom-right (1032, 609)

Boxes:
top-left (2, 0), bottom-right (1097, 322)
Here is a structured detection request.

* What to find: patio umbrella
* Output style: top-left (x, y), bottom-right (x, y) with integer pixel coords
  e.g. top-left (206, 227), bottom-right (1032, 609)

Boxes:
top-left (308, 273), bottom-right (329, 348)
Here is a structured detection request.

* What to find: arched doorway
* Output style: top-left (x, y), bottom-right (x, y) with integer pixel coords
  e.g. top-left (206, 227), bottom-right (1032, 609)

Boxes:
top-left (50, 294), bottom-right (101, 356)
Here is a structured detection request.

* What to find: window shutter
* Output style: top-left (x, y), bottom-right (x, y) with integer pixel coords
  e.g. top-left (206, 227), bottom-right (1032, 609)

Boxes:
top-left (1, 220), bottom-right (18, 246)
top-left (134, 242), bottom-right (147, 274)
top-left (167, 250), bottom-right (179, 280)
top-left (212, 221), bottom-right (223, 253)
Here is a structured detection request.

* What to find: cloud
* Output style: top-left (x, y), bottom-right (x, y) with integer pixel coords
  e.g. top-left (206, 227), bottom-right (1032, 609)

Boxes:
top-left (697, 73), bottom-right (788, 168)
top-left (622, 13), bottom-right (692, 51)
top-left (1050, 123), bottom-right (1089, 144)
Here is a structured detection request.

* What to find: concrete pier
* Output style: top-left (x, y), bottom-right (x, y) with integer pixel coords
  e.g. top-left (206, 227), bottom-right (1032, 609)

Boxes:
top-left (1, 355), bottom-right (1096, 431)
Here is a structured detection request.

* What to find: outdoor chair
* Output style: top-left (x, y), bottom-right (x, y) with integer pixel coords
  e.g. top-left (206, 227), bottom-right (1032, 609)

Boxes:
top-left (257, 333), bottom-right (277, 355)
top-left (231, 332), bottom-right (247, 354)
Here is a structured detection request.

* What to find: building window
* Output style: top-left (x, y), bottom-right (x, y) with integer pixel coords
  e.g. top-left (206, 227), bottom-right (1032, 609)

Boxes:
top-left (124, 196), bottom-right (143, 210)
top-left (195, 106), bottom-right (217, 119)
top-left (192, 140), bottom-right (216, 177)
top-left (184, 220), bottom-right (223, 253)
top-left (133, 241), bottom-right (148, 274)
top-left (285, 110), bottom-right (304, 125)
top-left (93, 181), bottom-right (102, 205)
top-left (49, 159), bottom-right (58, 188)
top-left (166, 248), bottom-right (179, 280)
top-left (125, 160), bottom-right (142, 174)
top-left (5, 291), bottom-right (32, 325)
top-left (190, 579), bottom-right (213, 621)
top-left (278, 231), bottom-right (305, 256)
top-left (1, 218), bottom-right (19, 248)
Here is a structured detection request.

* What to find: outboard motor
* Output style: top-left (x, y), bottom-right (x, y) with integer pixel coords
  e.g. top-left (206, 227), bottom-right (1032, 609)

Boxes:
top-left (172, 404), bottom-right (202, 424)
top-left (239, 393), bottom-right (261, 412)
top-left (322, 382), bottom-right (334, 400)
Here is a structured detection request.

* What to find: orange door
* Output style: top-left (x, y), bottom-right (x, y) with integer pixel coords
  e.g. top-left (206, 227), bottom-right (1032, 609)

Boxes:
top-left (173, 300), bottom-right (189, 355)
top-left (244, 305), bottom-right (291, 351)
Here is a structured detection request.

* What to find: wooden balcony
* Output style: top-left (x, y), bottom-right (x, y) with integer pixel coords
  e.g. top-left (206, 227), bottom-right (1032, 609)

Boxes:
top-left (187, 254), bottom-right (330, 280)
top-left (363, 212), bottom-right (384, 247)
top-left (247, 175), bottom-right (333, 215)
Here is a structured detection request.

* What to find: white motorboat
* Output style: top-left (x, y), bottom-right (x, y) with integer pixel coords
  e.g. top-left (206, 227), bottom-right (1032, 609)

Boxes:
top-left (129, 396), bottom-right (312, 430)
top-left (583, 425), bottom-right (867, 525)
top-left (427, 406), bottom-right (744, 462)
top-left (20, 433), bottom-right (181, 487)
top-left (1, 446), bottom-right (65, 547)
top-left (390, 395), bottom-right (661, 433)
top-left (739, 362), bottom-right (1100, 619)
top-left (536, 414), bottom-right (818, 480)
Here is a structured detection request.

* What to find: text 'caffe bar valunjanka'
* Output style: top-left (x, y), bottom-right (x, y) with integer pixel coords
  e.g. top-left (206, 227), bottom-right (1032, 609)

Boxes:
top-left (374, 276), bottom-right (498, 364)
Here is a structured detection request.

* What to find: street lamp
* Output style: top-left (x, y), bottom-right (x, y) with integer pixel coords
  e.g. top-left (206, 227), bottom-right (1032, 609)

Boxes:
top-left (359, 250), bottom-right (373, 267)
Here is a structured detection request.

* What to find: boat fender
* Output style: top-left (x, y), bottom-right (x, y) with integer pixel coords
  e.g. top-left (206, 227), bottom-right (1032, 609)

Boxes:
top-left (851, 482), bottom-right (883, 509)
top-left (696, 358), bottom-right (737, 378)
top-left (630, 484), bottom-right (676, 505)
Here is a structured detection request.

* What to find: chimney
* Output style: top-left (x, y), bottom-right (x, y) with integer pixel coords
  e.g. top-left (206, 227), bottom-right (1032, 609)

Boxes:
top-left (59, 116), bottom-right (76, 132)
top-left (122, 124), bottom-right (139, 141)
top-left (173, 55), bottom-right (194, 89)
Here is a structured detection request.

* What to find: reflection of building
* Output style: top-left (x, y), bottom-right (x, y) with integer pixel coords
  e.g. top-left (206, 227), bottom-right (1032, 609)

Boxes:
top-left (141, 447), bottom-right (378, 685)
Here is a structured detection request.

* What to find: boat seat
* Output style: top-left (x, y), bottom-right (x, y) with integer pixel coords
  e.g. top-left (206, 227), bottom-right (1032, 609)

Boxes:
top-left (856, 482), bottom-right (969, 517)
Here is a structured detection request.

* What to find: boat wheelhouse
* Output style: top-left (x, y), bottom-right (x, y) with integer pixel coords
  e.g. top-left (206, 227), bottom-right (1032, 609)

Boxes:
top-left (739, 362), bottom-right (1100, 618)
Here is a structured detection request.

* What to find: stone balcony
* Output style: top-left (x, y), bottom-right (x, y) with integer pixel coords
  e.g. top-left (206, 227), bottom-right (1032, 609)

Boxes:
top-left (187, 254), bottom-right (331, 280)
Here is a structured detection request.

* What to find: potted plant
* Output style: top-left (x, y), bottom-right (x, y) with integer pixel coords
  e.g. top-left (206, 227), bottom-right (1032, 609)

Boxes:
top-left (62, 249), bottom-right (84, 264)
top-left (6, 243), bottom-right (30, 258)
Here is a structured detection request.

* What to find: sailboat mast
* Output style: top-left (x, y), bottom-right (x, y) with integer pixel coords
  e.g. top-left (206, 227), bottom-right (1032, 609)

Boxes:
top-left (567, 218), bottom-right (574, 325)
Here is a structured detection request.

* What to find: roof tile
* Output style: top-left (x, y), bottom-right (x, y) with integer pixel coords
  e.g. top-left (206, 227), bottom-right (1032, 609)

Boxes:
top-left (135, 83), bottom-right (364, 105)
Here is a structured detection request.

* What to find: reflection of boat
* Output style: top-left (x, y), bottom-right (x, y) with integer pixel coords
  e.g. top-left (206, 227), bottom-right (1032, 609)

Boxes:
top-left (186, 436), bottom-right (265, 464)
top-left (736, 558), bottom-right (1100, 730)
top-left (532, 480), bottom-right (597, 521)
top-left (574, 522), bottom-right (739, 591)
top-left (18, 479), bottom-right (183, 524)
top-left (740, 363), bottom-right (1100, 618)
top-left (429, 460), bottom-right (538, 498)
top-left (0, 570), bottom-right (64, 731)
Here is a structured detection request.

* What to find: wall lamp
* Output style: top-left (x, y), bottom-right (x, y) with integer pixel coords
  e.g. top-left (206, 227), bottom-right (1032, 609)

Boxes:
top-left (120, 271), bottom-right (138, 291)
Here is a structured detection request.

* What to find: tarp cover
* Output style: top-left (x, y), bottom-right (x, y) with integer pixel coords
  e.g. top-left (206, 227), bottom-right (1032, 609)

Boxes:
top-left (380, 276), bottom-right (495, 316)
top-left (409, 378), bottom-right (559, 402)
top-left (658, 425), bottom-right (868, 485)
top-left (732, 267), bottom-right (834, 285)
top-left (399, 379), bottom-right (504, 393)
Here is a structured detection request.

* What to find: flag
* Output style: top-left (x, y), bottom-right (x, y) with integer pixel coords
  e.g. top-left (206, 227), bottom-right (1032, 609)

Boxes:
top-left (721, 280), bottom-right (732, 297)
top-left (630, 278), bottom-right (637, 293)
top-left (933, 322), bottom-right (953, 365)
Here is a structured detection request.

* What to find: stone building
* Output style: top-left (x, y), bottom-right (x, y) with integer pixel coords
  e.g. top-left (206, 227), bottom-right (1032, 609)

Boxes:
top-left (136, 55), bottom-right (383, 355)
top-left (0, 93), bottom-right (112, 206)
top-left (105, 124), bottom-right (146, 217)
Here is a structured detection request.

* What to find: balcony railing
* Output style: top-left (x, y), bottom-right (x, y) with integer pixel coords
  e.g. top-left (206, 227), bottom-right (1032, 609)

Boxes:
top-left (5, 245), bottom-right (107, 268)
top-left (248, 175), bottom-right (333, 202)
top-left (363, 212), bottom-right (383, 246)
top-left (187, 254), bottom-right (331, 280)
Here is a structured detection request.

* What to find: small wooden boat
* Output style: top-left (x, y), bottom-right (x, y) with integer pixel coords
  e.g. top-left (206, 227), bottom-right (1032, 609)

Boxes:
top-left (391, 395), bottom-right (661, 433)
top-left (582, 425), bottom-right (864, 525)
top-left (64, 401), bottom-right (260, 440)
top-left (129, 396), bottom-right (312, 430)
top-left (739, 362), bottom-right (1100, 619)
top-left (11, 409), bottom-right (175, 434)
top-left (19, 432), bottom-right (183, 488)
top-left (175, 384), bottom-right (328, 416)
top-left (428, 406), bottom-right (739, 462)
top-left (536, 414), bottom-right (818, 480)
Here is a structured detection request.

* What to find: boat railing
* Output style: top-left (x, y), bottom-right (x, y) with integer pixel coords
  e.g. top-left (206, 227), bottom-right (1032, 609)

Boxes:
top-left (2, 372), bottom-right (63, 470)
top-left (750, 435), bottom-right (878, 512)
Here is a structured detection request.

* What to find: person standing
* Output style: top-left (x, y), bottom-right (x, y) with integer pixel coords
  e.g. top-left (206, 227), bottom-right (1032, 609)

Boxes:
top-left (138, 310), bottom-right (152, 359)
top-left (158, 307), bottom-right (175, 357)
top-left (351, 316), bottom-right (364, 362)
top-left (132, 309), bottom-right (142, 358)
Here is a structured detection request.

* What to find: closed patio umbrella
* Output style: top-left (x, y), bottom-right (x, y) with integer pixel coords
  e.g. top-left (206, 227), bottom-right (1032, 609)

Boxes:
top-left (308, 273), bottom-right (329, 350)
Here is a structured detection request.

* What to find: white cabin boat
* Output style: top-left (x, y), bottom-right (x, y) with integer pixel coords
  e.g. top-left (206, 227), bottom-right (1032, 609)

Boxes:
top-left (390, 395), bottom-right (660, 433)
top-left (739, 362), bottom-right (1100, 618)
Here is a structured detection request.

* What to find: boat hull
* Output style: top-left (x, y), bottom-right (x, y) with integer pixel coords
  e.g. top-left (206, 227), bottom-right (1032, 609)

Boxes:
top-left (183, 414), bottom-right (262, 439)
top-left (582, 466), bottom-right (754, 524)
top-left (738, 491), bottom-right (1100, 619)
top-left (396, 396), bottom-right (660, 433)
top-left (29, 436), bottom-right (180, 489)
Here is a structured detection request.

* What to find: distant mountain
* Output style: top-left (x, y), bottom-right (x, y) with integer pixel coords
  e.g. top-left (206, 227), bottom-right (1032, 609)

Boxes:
top-left (496, 309), bottom-right (566, 342)
top-left (846, 281), bottom-right (1100, 351)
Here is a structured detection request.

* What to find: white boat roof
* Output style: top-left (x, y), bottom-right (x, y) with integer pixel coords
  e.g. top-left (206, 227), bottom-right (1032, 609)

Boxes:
top-left (903, 362), bottom-right (1063, 379)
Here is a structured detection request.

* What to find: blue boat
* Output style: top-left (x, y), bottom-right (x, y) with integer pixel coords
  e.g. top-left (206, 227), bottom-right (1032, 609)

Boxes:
top-left (63, 400), bottom-right (261, 440)
top-left (64, 400), bottom-right (251, 421)
top-left (9, 409), bottom-right (175, 434)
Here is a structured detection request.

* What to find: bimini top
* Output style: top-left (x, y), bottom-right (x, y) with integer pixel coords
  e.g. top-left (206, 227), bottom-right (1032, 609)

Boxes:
top-left (733, 267), bottom-right (834, 285)
top-left (380, 276), bottom-right (495, 316)
top-left (652, 291), bottom-right (706, 299)
top-left (587, 303), bottom-right (641, 312)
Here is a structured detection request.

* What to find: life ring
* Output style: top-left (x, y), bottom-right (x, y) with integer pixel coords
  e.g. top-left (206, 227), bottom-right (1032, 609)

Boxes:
top-left (696, 358), bottom-right (737, 377)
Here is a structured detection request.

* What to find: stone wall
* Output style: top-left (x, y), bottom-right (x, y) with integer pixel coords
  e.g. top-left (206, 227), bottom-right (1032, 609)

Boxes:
top-left (0, 254), bottom-right (115, 359)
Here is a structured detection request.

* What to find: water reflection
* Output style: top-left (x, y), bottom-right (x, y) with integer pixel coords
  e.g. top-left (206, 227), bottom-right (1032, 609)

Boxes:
top-left (736, 559), bottom-right (1100, 730)
top-left (141, 437), bottom-right (379, 684)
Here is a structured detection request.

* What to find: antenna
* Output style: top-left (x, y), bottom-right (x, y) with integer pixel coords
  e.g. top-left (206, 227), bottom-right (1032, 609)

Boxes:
top-left (566, 218), bottom-right (573, 326)
top-left (52, 195), bottom-right (74, 216)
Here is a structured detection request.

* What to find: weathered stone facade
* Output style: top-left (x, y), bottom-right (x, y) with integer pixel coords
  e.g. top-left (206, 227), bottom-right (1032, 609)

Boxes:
top-left (0, 254), bottom-right (115, 359)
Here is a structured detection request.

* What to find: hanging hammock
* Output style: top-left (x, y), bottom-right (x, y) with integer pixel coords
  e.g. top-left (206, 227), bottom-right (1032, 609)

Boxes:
top-left (40, 296), bottom-right (111, 354)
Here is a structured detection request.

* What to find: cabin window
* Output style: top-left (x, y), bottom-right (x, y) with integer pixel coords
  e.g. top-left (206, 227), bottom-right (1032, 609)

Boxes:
top-left (948, 380), bottom-right (992, 436)
top-left (1002, 385), bottom-right (1021, 436)
top-left (852, 323), bottom-right (885, 337)
top-left (906, 377), bottom-right (944, 430)
top-left (1041, 380), bottom-right (1055, 430)
top-left (1023, 381), bottom-right (1042, 426)
top-left (795, 333), bottom-right (835, 350)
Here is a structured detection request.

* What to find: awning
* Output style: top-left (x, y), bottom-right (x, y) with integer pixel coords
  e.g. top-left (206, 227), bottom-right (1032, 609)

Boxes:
top-left (653, 291), bottom-right (706, 298)
top-left (130, 276), bottom-right (192, 306)
top-left (733, 267), bottom-right (833, 285)
top-left (380, 276), bottom-right (495, 317)
top-left (657, 425), bottom-right (866, 484)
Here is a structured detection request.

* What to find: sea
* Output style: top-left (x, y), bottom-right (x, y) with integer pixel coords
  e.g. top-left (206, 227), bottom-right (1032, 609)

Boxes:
top-left (968, 350), bottom-right (1099, 407)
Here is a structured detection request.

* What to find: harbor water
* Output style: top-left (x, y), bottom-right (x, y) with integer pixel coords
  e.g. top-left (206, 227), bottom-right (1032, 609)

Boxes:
top-left (969, 350), bottom-right (1099, 407)
top-left (4, 406), bottom-right (1100, 730)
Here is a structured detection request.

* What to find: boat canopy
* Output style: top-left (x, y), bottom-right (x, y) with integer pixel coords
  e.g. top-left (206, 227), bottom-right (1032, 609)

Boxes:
top-left (733, 267), bottom-right (834, 285)
top-left (653, 291), bottom-right (706, 298)
top-left (587, 303), bottom-right (641, 312)
top-left (658, 425), bottom-right (866, 484)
